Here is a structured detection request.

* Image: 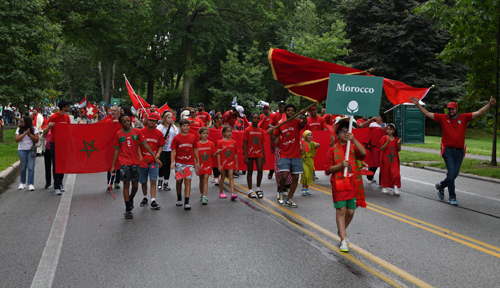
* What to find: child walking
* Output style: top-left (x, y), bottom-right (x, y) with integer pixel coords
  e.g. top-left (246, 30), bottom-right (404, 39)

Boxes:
top-left (379, 123), bottom-right (401, 196)
top-left (197, 127), bottom-right (221, 205)
top-left (300, 130), bottom-right (320, 196)
top-left (324, 119), bottom-right (366, 252)
top-left (170, 119), bottom-right (200, 210)
top-left (243, 113), bottom-right (266, 198)
top-left (217, 126), bottom-right (239, 201)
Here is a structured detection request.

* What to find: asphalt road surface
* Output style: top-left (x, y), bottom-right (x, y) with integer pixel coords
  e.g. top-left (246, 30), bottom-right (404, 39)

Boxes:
top-left (1, 157), bottom-right (500, 287)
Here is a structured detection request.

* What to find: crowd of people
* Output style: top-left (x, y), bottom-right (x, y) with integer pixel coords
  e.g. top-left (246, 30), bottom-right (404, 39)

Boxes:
top-left (7, 95), bottom-right (497, 252)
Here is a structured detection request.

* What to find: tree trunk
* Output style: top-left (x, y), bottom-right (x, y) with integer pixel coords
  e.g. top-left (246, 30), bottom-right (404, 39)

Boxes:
top-left (182, 36), bottom-right (192, 108)
top-left (493, 3), bottom-right (499, 166)
top-left (70, 77), bottom-right (75, 102)
top-left (175, 72), bottom-right (182, 91)
top-left (147, 75), bottom-right (154, 104)
top-left (104, 60), bottom-right (113, 105)
top-left (0, 125), bottom-right (4, 144)
top-left (111, 61), bottom-right (116, 99)
top-left (98, 62), bottom-right (105, 102)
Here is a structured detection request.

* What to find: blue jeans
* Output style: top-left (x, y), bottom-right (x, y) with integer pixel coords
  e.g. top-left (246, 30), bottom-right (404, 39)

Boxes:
top-left (18, 150), bottom-right (36, 185)
top-left (440, 146), bottom-right (464, 199)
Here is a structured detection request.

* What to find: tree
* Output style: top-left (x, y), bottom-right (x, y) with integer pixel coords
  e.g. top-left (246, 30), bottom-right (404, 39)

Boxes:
top-left (416, 0), bottom-right (499, 165)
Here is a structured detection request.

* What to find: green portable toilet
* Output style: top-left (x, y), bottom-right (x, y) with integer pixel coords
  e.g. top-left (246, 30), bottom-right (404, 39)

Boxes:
top-left (393, 102), bottom-right (425, 144)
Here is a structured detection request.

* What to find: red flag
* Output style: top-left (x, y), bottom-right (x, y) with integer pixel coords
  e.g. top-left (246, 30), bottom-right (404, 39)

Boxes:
top-left (383, 78), bottom-right (431, 105)
top-left (301, 139), bottom-right (310, 153)
top-left (125, 76), bottom-right (150, 111)
top-left (85, 103), bottom-right (98, 119)
top-left (158, 102), bottom-right (176, 121)
top-left (175, 166), bottom-right (192, 180)
top-left (54, 123), bottom-right (121, 174)
top-left (77, 96), bottom-right (87, 108)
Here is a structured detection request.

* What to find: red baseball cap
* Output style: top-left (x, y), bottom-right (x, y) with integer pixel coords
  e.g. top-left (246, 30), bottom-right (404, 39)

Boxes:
top-left (447, 102), bottom-right (458, 109)
top-left (147, 113), bottom-right (161, 121)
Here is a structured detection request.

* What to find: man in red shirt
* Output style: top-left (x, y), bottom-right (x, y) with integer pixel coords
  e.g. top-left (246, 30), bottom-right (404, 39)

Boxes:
top-left (43, 100), bottom-right (72, 196)
top-left (196, 103), bottom-right (211, 127)
top-left (259, 104), bottom-right (271, 130)
top-left (138, 113), bottom-right (165, 210)
top-left (410, 96), bottom-right (496, 205)
top-left (305, 106), bottom-right (327, 131)
top-left (223, 106), bottom-right (244, 129)
top-left (270, 103), bottom-right (308, 208)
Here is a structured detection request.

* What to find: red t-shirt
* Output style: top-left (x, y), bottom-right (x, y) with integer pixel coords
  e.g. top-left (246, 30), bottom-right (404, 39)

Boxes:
top-left (305, 115), bottom-right (327, 131)
top-left (259, 113), bottom-right (271, 130)
top-left (269, 112), bottom-right (283, 126)
top-left (187, 117), bottom-right (204, 128)
top-left (196, 111), bottom-right (211, 127)
top-left (170, 133), bottom-right (198, 165)
top-left (48, 112), bottom-right (71, 142)
top-left (113, 128), bottom-right (147, 166)
top-left (434, 113), bottom-right (472, 149)
top-left (243, 126), bottom-right (265, 158)
top-left (222, 111), bottom-right (237, 128)
top-left (217, 139), bottom-right (239, 170)
top-left (197, 140), bottom-right (216, 175)
top-left (273, 118), bottom-right (303, 158)
top-left (104, 115), bottom-right (118, 123)
top-left (139, 127), bottom-right (165, 159)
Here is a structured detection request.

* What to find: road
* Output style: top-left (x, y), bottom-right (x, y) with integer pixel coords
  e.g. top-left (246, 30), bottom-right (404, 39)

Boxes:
top-left (1, 157), bottom-right (500, 287)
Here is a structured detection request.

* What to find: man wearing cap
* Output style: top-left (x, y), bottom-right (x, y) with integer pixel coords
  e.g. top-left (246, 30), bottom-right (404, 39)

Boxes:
top-left (196, 103), bottom-right (211, 127)
top-left (43, 100), bottom-right (72, 196)
top-left (269, 101), bottom-right (286, 129)
top-left (223, 106), bottom-right (243, 130)
top-left (410, 96), bottom-right (496, 206)
top-left (260, 104), bottom-right (272, 130)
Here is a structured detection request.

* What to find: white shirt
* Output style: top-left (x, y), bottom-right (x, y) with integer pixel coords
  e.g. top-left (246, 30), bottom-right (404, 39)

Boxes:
top-left (156, 124), bottom-right (178, 152)
top-left (16, 127), bottom-right (39, 151)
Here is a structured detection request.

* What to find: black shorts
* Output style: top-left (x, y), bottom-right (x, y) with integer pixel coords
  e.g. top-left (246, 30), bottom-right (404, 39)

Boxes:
top-left (120, 165), bottom-right (140, 182)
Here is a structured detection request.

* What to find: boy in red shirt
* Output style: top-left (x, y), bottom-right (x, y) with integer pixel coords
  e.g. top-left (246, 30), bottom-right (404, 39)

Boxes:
top-left (111, 115), bottom-right (161, 219)
top-left (138, 113), bottom-right (165, 210)
top-left (170, 119), bottom-right (200, 210)
top-left (270, 104), bottom-right (308, 208)
top-left (243, 113), bottom-right (266, 198)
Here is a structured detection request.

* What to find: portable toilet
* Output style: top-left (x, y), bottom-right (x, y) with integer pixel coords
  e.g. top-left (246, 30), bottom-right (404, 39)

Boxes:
top-left (393, 102), bottom-right (425, 144)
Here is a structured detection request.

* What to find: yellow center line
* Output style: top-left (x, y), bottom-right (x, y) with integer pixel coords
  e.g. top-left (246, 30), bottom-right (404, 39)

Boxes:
top-left (225, 180), bottom-right (432, 288)
top-left (308, 183), bottom-right (500, 258)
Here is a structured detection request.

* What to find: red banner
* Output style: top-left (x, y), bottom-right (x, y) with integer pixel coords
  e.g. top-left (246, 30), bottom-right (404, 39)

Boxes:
top-left (54, 123), bottom-right (121, 174)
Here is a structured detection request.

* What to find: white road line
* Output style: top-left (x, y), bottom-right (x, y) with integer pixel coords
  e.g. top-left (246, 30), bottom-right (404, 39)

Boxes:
top-left (31, 174), bottom-right (75, 288)
top-left (401, 176), bottom-right (500, 202)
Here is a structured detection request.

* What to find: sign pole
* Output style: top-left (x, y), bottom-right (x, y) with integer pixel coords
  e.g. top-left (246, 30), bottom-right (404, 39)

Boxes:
top-left (343, 115), bottom-right (354, 177)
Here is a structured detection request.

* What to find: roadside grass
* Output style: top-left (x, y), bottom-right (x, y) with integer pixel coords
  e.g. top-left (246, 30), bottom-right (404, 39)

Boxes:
top-left (400, 150), bottom-right (500, 179)
top-left (404, 128), bottom-right (500, 156)
top-left (0, 129), bottom-right (19, 171)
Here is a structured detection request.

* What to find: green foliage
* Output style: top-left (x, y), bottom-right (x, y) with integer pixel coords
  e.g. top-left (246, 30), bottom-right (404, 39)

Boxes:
top-left (0, 129), bottom-right (18, 171)
top-left (0, 0), bottom-right (61, 104)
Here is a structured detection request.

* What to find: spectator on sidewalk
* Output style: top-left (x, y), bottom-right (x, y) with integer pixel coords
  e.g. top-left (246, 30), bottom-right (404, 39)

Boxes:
top-left (410, 96), bottom-right (497, 206)
top-left (15, 116), bottom-right (39, 191)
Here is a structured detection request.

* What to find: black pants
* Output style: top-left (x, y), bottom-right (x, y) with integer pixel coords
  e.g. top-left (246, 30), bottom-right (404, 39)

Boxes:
top-left (158, 151), bottom-right (172, 180)
top-left (44, 148), bottom-right (51, 186)
top-left (107, 170), bottom-right (120, 184)
top-left (213, 167), bottom-right (220, 178)
top-left (366, 167), bottom-right (380, 182)
top-left (50, 143), bottom-right (64, 190)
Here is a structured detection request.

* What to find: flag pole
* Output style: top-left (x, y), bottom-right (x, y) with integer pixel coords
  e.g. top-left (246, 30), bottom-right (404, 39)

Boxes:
top-left (123, 74), bottom-right (149, 117)
top-left (343, 115), bottom-right (354, 177)
top-left (267, 102), bottom-right (317, 134)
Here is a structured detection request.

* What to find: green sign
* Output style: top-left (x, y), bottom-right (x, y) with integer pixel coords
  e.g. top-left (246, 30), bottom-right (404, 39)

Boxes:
top-left (110, 98), bottom-right (121, 106)
top-left (325, 74), bottom-right (383, 117)
top-left (100, 101), bottom-right (107, 107)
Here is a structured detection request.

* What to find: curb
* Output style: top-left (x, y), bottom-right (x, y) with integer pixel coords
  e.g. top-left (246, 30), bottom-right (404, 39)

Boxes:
top-left (0, 161), bottom-right (20, 182)
top-left (402, 162), bottom-right (500, 184)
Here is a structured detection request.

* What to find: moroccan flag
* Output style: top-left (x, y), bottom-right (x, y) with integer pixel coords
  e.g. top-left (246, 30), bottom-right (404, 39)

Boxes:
top-left (54, 123), bottom-right (121, 174)
top-left (125, 76), bottom-right (150, 111)
top-left (175, 166), bottom-right (192, 180)
top-left (383, 78), bottom-right (431, 105)
top-left (158, 102), bottom-right (176, 121)
top-left (77, 96), bottom-right (87, 109)
top-left (85, 103), bottom-right (98, 119)
top-left (301, 139), bottom-right (310, 153)
top-left (352, 127), bottom-right (386, 167)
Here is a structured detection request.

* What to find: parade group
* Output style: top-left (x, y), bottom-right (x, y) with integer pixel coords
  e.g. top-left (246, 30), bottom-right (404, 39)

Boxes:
top-left (4, 94), bottom-right (496, 253)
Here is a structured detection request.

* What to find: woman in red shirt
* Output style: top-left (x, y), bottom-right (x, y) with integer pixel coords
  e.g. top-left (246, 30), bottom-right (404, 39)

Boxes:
top-left (187, 109), bottom-right (204, 128)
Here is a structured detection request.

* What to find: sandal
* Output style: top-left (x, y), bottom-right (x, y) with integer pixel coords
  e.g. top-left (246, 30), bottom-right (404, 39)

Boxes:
top-left (248, 192), bottom-right (256, 198)
top-left (256, 191), bottom-right (264, 198)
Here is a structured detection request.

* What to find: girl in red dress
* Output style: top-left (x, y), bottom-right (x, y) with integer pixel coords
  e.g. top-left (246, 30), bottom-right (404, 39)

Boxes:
top-left (217, 126), bottom-right (239, 200)
top-left (379, 123), bottom-right (401, 196)
top-left (197, 127), bottom-right (221, 205)
top-left (243, 113), bottom-right (266, 198)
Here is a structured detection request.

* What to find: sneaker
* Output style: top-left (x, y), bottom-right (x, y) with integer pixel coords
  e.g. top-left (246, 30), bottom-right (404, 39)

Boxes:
top-left (18, 183), bottom-right (26, 190)
top-left (176, 200), bottom-right (183, 206)
top-left (150, 201), bottom-right (160, 210)
top-left (28, 185), bottom-right (35, 191)
top-left (114, 183), bottom-right (120, 189)
top-left (256, 191), bottom-right (264, 198)
top-left (201, 196), bottom-right (208, 205)
top-left (54, 189), bottom-right (62, 196)
top-left (367, 179), bottom-right (376, 184)
top-left (233, 173), bottom-right (239, 178)
top-left (164, 183), bottom-right (171, 191)
top-left (184, 203), bottom-right (191, 210)
top-left (248, 191), bottom-right (256, 198)
top-left (157, 180), bottom-right (163, 190)
top-left (127, 200), bottom-right (135, 211)
top-left (448, 198), bottom-right (458, 206)
top-left (305, 189), bottom-right (311, 196)
top-left (60, 184), bottom-right (65, 192)
top-left (301, 189), bottom-right (307, 196)
top-left (338, 232), bottom-right (350, 246)
top-left (219, 192), bottom-right (227, 199)
top-left (124, 211), bottom-right (133, 219)
top-left (277, 192), bottom-right (284, 204)
top-left (313, 172), bottom-right (319, 180)
top-left (339, 239), bottom-right (349, 252)
top-left (45, 184), bottom-right (52, 189)
top-left (393, 188), bottom-right (400, 196)
top-left (140, 198), bottom-right (148, 207)
top-left (285, 199), bottom-right (298, 208)
top-left (381, 188), bottom-right (390, 194)
top-left (231, 194), bottom-right (238, 201)
top-left (436, 183), bottom-right (444, 200)
top-left (214, 177), bottom-right (220, 186)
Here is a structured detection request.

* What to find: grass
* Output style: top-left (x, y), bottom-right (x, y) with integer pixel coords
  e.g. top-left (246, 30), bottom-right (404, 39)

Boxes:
top-left (0, 129), bottom-right (19, 171)
top-left (400, 150), bottom-right (500, 179)
top-left (404, 128), bottom-right (500, 156)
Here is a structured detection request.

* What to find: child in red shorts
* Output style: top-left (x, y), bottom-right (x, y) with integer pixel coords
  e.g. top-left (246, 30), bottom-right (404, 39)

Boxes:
top-left (217, 126), bottom-right (239, 200)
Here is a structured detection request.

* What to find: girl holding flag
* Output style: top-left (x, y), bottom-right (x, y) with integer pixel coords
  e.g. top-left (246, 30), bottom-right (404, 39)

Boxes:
top-left (217, 126), bottom-right (239, 201)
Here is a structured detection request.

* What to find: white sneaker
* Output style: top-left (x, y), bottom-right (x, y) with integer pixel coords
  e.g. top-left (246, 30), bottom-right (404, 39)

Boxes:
top-left (60, 183), bottom-right (65, 192)
top-left (54, 189), bottom-right (62, 196)
top-left (381, 188), bottom-right (390, 194)
top-left (214, 177), bottom-right (220, 186)
top-left (393, 188), bottom-right (400, 196)
top-left (18, 183), bottom-right (26, 190)
top-left (339, 239), bottom-right (349, 252)
top-left (368, 179), bottom-right (376, 184)
top-left (28, 185), bottom-right (35, 191)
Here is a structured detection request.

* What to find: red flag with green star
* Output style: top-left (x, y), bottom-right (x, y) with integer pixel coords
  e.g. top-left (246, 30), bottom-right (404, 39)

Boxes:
top-left (54, 123), bottom-right (121, 173)
top-left (175, 166), bottom-right (192, 180)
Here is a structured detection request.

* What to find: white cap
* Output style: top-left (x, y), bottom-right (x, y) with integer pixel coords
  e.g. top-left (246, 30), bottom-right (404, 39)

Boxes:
top-left (236, 105), bottom-right (244, 117)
